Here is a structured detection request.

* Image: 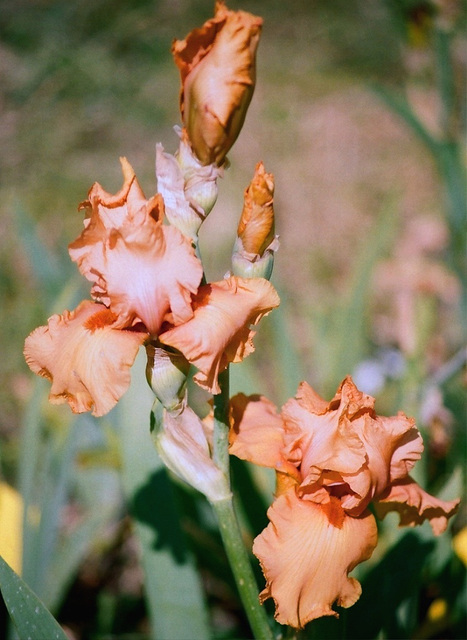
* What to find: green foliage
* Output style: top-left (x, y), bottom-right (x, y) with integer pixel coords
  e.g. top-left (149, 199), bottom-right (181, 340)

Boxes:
top-left (0, 555), bottom-right (68, 640)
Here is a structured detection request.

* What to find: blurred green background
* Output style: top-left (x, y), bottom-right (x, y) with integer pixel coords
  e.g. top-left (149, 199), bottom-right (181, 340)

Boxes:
top-left (0, 1), bottom-right (465, 639)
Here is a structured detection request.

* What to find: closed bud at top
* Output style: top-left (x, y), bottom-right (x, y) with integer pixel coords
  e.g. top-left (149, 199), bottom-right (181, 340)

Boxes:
top-left (145, 342), bottom-right (190, 413)
top-left (172, 1), bottom-right (262, 166)
top-left (232, 162), bottom-right (279, 280)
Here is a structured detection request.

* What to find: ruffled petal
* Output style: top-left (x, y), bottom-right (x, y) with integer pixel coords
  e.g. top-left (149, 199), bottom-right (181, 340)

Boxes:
top-left (23, 300), bottom-right (148, 416)
top-left (253, 489), bottom-right (378, 628)
top-left (69, 158), bottom-right (203, 335)
top-left (374, 476), bottom-right (460, 535)
top-left (159, 276), bottom-right (280, 394)
top-left (281, 377), bottom-right (425, 516)
top-left (282, 381), bottom-right (368, 486)
top-left (229, 393), bottom-right (299, 479)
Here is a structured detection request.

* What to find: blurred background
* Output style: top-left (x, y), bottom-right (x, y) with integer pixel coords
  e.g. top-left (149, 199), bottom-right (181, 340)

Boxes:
top-left (0, 0), bottom-right (465, 638)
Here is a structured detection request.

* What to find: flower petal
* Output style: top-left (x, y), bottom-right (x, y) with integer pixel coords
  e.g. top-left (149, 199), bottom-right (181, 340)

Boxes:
top-left (281, 377), bottom-right (424, 515)
top-left (374, 476), bottom-right (460, 535)
top-left (69, 158), bottom-right (203, 335)
top-left (229, 393), bottom-right (299, 479)
top-left (282, 381), bottom-right (368, 487)
top-left (24, 300), bottom-right (148, 416)
top-left (253, 489), bottom-right (377, 628)
top-left (159, 276), bottom-right (280, 394)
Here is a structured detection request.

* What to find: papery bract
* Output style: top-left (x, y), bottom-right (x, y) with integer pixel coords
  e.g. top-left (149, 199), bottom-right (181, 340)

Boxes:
top-left (229, 376), bottom-right (460, 627)
top-left (151, 399), bottom-right (230, 503)
top-left (172, 1), bottom-right (262, 165)
top-left (69, 157), bottom-right (203, 335)
top-left (24, 300), bottom-right (147, 417)
top-left (159, 276), bottom-right (280, 394)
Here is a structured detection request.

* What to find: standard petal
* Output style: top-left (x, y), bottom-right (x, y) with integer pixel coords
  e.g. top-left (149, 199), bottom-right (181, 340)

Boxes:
top-left (159, 276), bottom-right (280, 394)
top-left (24, 300), bottom-right (148, 417)
top-left (69, 159), bottom-right (203, 335)
top-left (374, 476), bottom-right (460, 535)
top-left (229, 393), bottom-right (299, 479)
top-left (253, 490), bottom-right (378, 628)
top-left (282, 381), bottom-right (368, 486)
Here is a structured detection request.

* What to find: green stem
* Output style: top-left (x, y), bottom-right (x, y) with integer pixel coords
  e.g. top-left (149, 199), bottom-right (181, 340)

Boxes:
top-left (212, 366), bottom-right (274, 640)
top-left (212, 368), bottom-right (231, 473)
top-left (212, 497), bottom-right (274, 640)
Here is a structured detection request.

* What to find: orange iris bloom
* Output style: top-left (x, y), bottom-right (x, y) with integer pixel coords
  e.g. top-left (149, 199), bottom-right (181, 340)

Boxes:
top-left (229, 376), bottom-right (459, 628)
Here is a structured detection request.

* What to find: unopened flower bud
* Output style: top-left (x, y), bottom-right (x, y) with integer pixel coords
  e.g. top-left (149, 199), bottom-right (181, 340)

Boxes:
top-left (231, 162), bottom-right (279, 280)
top-left (151, 399), bottom-right (231, 503)
top-left (145, 343), bottom-right (190, 412)
top-left (172, 2), bottom-right (263, 166)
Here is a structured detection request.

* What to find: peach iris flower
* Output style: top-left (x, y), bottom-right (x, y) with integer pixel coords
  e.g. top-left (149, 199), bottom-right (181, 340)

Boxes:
top-left (159, 276), bottom-right (280, 394)
top-left (69, 157), bottom-right (203, 335)
top-left (24, 301), bottom-right (148, 417)
top-left (229, 376), bottom-right (459, 628)
top-left (172, 1), bottom-right (263, 166)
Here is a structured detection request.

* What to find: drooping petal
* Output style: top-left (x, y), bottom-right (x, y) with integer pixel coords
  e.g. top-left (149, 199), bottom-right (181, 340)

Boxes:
top-left (172, 2), bottom-right (263, 165)
top-left (253, 489), bottom-right (378, 628)
top-left (23, 300), bottom-right (148, 417)
top-left (229, 393), bottom-right (299, 479)
top-left (69, 158), bottom-right (203, 335)
top-left (374, 476), bottom-right (460, 535)
top-left (159, 276), bottom-right (280, 394)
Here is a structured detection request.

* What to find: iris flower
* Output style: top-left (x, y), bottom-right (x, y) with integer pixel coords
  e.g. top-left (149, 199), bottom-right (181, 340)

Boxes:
top-left (229, 376), bottom-right (459, 628)
top-left (24, 158), bottom-right (207, 415)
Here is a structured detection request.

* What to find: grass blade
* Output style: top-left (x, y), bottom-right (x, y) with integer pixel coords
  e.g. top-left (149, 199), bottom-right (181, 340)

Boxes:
top-left (0, 555), bottom-right (68, 640)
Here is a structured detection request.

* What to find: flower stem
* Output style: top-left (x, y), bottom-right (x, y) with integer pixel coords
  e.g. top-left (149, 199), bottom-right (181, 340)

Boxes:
top-left (212, 367), bottom-right (274, 640)
top-left (212, 497), bottom-right (274, 640)
top-left (212, 368), bottom-right (231, 474)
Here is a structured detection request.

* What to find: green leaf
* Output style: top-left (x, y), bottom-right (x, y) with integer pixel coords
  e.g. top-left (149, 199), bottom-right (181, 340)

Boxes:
top-left (0, 555), bottom-right (68, 640)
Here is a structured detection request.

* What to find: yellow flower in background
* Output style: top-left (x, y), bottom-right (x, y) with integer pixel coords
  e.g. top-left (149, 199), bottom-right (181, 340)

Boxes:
top-left (229, 376), bottom-right (460, 628)
top-left (0, 482), bottom-right (23, 575)
top-left (172, 1), bottom-right (263, 166)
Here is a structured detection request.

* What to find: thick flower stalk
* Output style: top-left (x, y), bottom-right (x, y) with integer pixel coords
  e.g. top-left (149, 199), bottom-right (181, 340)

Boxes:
top-left (172, 1), bottom-right (263, 166)
top-left (229, 376), bottom-right (460, 629)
